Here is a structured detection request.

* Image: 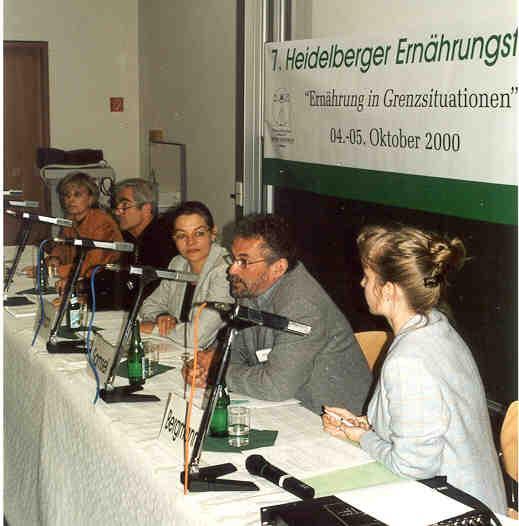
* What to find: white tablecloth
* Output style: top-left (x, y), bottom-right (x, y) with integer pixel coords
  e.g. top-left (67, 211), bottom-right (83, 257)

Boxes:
top-left (4, 251), bottom-right (515, 526)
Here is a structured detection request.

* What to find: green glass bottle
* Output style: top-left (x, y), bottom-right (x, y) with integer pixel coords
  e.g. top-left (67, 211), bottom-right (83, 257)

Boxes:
top-left (127, 319), bottom-right (145, 385)
top-left (209, 383), bottom-right (230, 437)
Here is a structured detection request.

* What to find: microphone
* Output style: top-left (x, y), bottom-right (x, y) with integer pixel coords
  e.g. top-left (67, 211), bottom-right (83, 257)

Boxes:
top-left (245, 454), bottom-right (315, 500)
top-left (8, 200), bottom-right (39, 208)
top-left (104, 264), bottom-right (198, 283)
top-left (203, 302), bottom-right (312, 336)
top-left (4, 189), bottom-right (23, 197)
top-left (53, 238), bottom-right (134, 252)
top-left (5, 209), bottom-right (73, 228)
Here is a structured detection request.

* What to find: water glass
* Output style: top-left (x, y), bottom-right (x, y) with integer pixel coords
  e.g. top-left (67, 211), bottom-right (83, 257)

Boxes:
top-left (143, 341), bottom-right (160, 378)
top-left (227, 405), bottom-right (250, 447)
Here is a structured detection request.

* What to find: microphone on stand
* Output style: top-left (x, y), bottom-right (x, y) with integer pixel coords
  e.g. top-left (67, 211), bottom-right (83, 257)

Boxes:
top-left (202, 302), bottom-right (312, 336)
top-left (98, 263), bottom-right (197, 403)
top-left (53, 238), bottom-right (134, 252)
top-left (245, 455), bottom-right (315, 500)
top-left (104, 263), bottom-right (198, 283)
top-left (46, 240), bottom-right (134, 354)
top-left (5, 209), bottom-right (73, 228)
top-left (3, 189), bottom-right (23, 197)
top-left (3, 212), bottom-right (73, 296)
top-left (7, 200), bottom-right (39, 208)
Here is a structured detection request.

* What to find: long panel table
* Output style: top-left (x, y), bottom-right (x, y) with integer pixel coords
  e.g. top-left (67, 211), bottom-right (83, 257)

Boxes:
top-left (4, 249), bottom-right (514, 526)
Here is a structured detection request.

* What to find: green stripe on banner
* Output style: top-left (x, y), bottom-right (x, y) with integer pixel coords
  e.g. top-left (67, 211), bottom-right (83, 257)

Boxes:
top-left (263, 158), bottom-right (517, 226)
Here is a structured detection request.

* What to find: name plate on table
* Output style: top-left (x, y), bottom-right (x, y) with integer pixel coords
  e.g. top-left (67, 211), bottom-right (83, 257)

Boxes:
top-left (87, 333), bottom-right (118, 386)
top-left (159, 393), bottom-right (203, 461)
top-left (32, 299), bottom-right (57, 342)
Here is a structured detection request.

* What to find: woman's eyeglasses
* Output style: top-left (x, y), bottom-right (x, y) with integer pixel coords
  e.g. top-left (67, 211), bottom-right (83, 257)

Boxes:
top-left (223, 254), bottom-right (267, 269)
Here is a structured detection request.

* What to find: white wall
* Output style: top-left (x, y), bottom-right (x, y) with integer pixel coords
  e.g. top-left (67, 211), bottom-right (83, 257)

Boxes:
top-left (307, 0), bottom-right (513, 37)
top-left (4, 0), bottom-right (140, 181)
top-left (139, 0), bottom-right (236, 233)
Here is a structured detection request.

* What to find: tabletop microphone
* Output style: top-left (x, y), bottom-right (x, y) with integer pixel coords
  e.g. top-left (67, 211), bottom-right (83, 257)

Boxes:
top-left (203, 302), bottom-right (312, 336)
top-left (53, 238), bottom-right (134, 252)
top-left (104, 263), bottom-right (198, 283)
top-left (5, 209), bottom-right (73, 228)
top-left (245, 454), bottom-right (315, 500)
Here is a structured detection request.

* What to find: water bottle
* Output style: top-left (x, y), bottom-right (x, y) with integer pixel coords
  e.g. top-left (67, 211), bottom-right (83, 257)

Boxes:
top-left (209, 383), bottom-right (230, 437)
top-left (67, 289), bottom-right (81, 330)
top-left (127, 319), bottom-right (145, 385)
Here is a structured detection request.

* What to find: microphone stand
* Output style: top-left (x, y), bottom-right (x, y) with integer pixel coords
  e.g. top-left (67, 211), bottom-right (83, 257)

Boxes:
top-left (47, 248), bottom-right (87, 353)
top-left (180, 318), bottom-right (259, 492)
top-left (4, 218), bottom-right (32, 299)
top-left (99, 266), bottom-right (160, 403)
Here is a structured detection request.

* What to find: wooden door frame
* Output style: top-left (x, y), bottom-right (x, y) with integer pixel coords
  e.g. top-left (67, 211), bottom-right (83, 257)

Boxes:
top-left (4, 40), bottom-right (51, 244)
top-left (4, 40), bottom-right (50, 151)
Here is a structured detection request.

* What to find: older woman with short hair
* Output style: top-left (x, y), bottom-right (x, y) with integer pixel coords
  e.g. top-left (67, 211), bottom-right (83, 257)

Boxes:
top-left (48, 171), bottom-right (122, 283)
top-left (322, 224), bottom-right (506, 514)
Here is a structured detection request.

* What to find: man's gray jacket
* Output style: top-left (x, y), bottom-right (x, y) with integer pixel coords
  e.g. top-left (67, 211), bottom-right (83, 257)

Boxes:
top-left (226, 262), bottom-right (372, 414)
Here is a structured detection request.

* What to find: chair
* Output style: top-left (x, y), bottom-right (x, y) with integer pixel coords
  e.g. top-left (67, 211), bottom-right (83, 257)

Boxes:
top-left (354, 331), bottom-right (392, 372)
top-left (500, 401), bottom-right (518, 519)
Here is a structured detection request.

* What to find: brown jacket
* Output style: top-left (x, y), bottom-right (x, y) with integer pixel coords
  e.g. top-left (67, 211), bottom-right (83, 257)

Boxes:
top-left (50, 207), bottom-right (123, 278)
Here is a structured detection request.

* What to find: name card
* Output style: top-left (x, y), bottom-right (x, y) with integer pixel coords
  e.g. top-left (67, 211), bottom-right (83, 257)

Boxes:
top-left (159, 393), bottom-right (204, 463)
top-left (32, 298), bottom-right (57, 343)
top-left (87, 333), bottom-right (118, 386)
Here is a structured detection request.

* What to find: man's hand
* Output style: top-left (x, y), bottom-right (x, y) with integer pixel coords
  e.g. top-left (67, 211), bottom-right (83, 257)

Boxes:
top-left (22, 265), bottom-right (36, 278)
top-left (155, 314), bottom-right (177, 336)
top-left (140, 321), bottom-right (155, 334)
top-left (182, 348), bottom-right (217, 388)
top-left (55, 278), bottom-right (66, 297)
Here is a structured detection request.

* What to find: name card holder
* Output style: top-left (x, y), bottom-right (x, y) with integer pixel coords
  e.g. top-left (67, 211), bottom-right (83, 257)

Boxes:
top-left (87, 333), bottom-right (117, 387)
top-left (33, 298), bottom-right (57, 344)
top-left (89, 332), bottom-right (160, 403)
top-left (159, 393), bottom-right (204, 461)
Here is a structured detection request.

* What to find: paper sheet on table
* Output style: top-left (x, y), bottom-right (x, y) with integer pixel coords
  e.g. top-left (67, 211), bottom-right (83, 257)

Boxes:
top-left (337, 480), bottom-right (471, 526)
top-left (229, 393), bottom-right (301, 409)
top-left (5, 304), bottom-right (37, 318)
top-left (304, 461), bottom-right (402, 496)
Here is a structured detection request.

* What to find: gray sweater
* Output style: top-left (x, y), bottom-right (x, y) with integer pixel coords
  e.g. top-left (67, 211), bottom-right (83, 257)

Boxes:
top-left (226, 262), bottom-right (372, 414)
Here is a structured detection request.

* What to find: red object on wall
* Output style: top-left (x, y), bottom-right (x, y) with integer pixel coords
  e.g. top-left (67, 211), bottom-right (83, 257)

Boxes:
top-left (110, 97), bottom-right (124, 112)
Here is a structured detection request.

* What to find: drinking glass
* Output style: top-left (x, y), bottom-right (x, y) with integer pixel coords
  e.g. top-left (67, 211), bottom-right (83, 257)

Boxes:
top-left (143, 340), bottom-right (160, 378)
top-left (227, 406), bottom-right (250, 447)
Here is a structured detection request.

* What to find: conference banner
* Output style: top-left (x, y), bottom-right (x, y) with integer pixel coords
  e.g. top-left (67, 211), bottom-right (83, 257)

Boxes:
top-left (264, 19), bottom-right (518, 225)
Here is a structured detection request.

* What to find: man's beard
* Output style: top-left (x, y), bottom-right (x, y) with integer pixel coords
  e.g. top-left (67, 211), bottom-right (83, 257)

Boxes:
top-left (229, 276), bottom-right (253, 298)
top-left (229, 271), bottom-right (270, 299)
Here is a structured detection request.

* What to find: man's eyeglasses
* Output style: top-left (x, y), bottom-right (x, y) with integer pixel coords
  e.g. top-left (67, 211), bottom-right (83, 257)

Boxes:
top-left (172, 228), bottom-right (211, 242)
top-left (224, 254), bottom-right (268, 269)
top-left (114, 202), bottom-right (138, 213)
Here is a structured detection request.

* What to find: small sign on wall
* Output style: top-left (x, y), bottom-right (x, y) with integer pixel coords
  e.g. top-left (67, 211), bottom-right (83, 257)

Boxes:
top-left (110, 97), bottom-right (124, 112)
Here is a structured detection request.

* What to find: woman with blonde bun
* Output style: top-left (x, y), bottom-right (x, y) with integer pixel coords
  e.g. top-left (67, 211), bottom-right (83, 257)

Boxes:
top-left (322, 224), bottom-right (506, 514)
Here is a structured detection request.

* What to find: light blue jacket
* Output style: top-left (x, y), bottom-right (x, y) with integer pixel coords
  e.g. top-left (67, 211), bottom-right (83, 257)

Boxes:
top-left (360, 309), bottom-right (506, 513)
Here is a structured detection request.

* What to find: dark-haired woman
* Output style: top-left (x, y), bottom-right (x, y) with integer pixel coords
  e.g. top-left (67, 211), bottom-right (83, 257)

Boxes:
top-left (140, 201), bottom-right (232, 349)
top-left (322, 224), bottom-right (506, 513)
